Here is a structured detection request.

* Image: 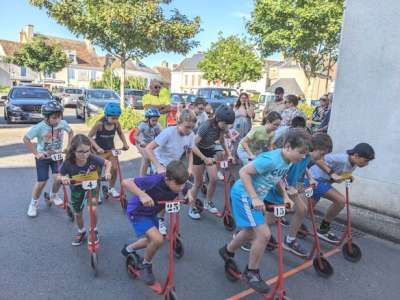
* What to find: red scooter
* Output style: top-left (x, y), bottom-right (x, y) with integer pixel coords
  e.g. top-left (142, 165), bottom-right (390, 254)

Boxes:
top-left (195, 159), bottom-right (236, 231)
top-left (126, 199), bottom-right (186, 300)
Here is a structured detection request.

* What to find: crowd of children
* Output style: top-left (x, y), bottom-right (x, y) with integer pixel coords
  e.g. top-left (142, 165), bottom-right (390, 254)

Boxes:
top-left (23, 88), bottom-right (375, 293)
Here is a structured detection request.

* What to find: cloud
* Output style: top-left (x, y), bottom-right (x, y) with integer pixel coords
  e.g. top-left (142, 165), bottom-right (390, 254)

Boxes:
top-left (230, 11), bottom-right (251, 20)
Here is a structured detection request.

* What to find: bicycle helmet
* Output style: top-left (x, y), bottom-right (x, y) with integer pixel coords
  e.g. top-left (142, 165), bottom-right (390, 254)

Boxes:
top-left (215, 104), bottom-right (235, 125)
top-left (41, 100), bottom-right (63, 117)
top-left (145, 108), bottom-right (161, 118)
top-left (104, 102), bottom-right (122, 117)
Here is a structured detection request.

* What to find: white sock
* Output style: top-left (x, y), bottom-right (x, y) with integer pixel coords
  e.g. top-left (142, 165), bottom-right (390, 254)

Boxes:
top-left (143, 259), bottom-right (152, 265)
top-left (126, 245), bottom-right (135, 253)
top-left (286, 235), bottom-right (296, 243)
top-left (78, 228), bottom-right (86, 233)
top-left (31, 198), bottom-right (38, 204)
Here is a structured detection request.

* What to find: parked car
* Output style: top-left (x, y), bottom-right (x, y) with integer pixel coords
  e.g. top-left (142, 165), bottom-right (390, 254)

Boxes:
top-left (167, 93), bottom-right (196, 126)
top-left (196, 88), bottom-right (238, 110)
top-left (76, 89), bottom-right (122, 120)
top-left (54, 87), bottom-right (84, 108)
top-left (125, 89), bottom-right (145, 110)
top-left (2, 86), bottom-right (54, 124)
top-left (254, 92), bottom-right (276, 120)
top-left (310, 99), bottom-right (320, 107)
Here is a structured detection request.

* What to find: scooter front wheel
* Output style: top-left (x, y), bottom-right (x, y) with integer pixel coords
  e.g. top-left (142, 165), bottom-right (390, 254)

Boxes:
top-left (223, 215), bottom-right (236, 232)
top-left (166, 289), bottom-right (177, 300)
top-left (342, 242), bottom-right (362, 263)
top-left (174, 238), bottom-right (184, 259)
top-left (126, 253), bottom-right (140, 279)
top-left (67, 206), bottom-right (74, 222)
top-left (313, 256), bottom-right (334, 278)
top-left (90, 252), bottom-right (98, 277)
top-left (195, 198), bottom-right (204, 213)
top-left (224, 259), bottom-right (240, 282)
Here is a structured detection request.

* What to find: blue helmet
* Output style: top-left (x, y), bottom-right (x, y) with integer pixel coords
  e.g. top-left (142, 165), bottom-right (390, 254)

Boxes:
top-left (145, 108), bottom-right (161, 118)
top-left (104, 102), bottom-right (121, 117)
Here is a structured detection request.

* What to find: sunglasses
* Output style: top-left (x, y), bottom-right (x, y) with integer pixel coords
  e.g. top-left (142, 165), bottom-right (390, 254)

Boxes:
top-left (153, 86), bottom-right (161, 89)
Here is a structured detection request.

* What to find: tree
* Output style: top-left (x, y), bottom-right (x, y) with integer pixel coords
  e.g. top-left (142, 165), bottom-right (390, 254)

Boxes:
top-left (247, 0), bottom-right (344, 90)
top-left (198, 34), bottom-right (263, 88)
top-left (8, 35), bottom-right (69, 85)
top-left (29, 0), bottom-right (201, 107)
top-left (90, 68), bottom-right (147, 91)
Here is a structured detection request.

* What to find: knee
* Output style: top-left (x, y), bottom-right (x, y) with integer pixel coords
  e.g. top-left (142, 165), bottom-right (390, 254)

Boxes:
top-left (153, 234), bottom-right (164, 247)
top-left (297, 201), bottom-right (308, 217)
top-left (335, 197), bottom-right (346, 209)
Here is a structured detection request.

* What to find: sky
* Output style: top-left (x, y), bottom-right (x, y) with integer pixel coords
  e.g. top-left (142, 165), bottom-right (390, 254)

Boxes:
top-left (0, 0), bottom-right (279, 67)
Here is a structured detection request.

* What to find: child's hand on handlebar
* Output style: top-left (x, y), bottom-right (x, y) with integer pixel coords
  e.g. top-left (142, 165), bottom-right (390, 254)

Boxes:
top-left (122, 144), bottom-right (129, 151)
top-left (251, 197), bottom-right (265, 212)
top-left (331, 173), bottom-right (344, 183)
top-left (35, 152), bottom-right (46, 160)
top-left (140, 194), bottom-right (154, 207)
top-left (60, 176), bottom-right (70, 185)
top-left (309, 178), bottom-right (317, 188)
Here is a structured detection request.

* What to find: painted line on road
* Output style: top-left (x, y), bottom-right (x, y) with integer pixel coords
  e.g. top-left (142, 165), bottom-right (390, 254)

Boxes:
top-left (226, 247), bottom-right (341, 300)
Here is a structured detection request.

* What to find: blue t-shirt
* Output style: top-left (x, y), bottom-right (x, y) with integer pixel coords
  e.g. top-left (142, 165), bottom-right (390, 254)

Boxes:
top-left (25, 120), bottom-right (71, 153)
top-left (127, 173), bottom-right (190, 218)
top-left (231, 149), bottom-right (291, 200)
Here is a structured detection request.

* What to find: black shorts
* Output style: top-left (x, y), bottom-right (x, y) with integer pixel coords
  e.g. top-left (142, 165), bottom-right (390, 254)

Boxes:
top-left (193, 147), bottom-right (216, 165)
top-left (35, 158), bottom-right (60, 182)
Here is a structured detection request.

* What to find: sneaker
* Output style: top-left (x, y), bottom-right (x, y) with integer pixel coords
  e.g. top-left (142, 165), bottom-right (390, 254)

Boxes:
top-left (217, 170), bottom-right (224, 180)
top-left (219, 244), bottom-right (235, 262)
top-left (243, 266), bottom-right (270, 294)
top-left (121, 244), bottom-right (135, 257)
top-left (88, 230), bottom-right (100, 245)
top-left (283, 238), bottom-right (307, 257)
top-left (109, 187), bottom-right (120, 198)
top-left (158, 218), bottom-right (167, 236)
top-left (27, 200), bottom-right (38, 217)
top-left (317, 228), bottom-right (340, 244)
top-left (140, 262), bottom-right (156, 285)
top-left (72, 231), bottom-right (86, 246)
top-left (44, 193), bottom-right (52, 207)
top-left (266, 235), bottom-right (277, 251)
top-left (51, 194), bottom-right (64, 207)
top-left (204, 201), bottom-right (219, 214)
top-left (188, 207), bottom-right (201, 220)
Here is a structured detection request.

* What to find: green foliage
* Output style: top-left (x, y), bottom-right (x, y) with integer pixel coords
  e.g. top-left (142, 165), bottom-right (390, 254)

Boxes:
top-left (247, 0), bottom-right (344, 80)
top-left (29, 0), bottom-right (201, 106)
top-left (86, 108), bottom-right (144, 130)
top-left (0, 86), bottom-right (10, 93)
top-left (90, 68), bottom-right (147, 91)
top-left (7, 35), bottom-right (69, 81)
top-left (199, 34), bottom-right (263, 87)
top-left (298, 102), bottom-right (314, 120)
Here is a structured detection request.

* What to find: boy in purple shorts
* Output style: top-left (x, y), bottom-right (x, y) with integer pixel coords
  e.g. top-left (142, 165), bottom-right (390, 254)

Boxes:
top-left (121, 160), bottom-right (193, 285)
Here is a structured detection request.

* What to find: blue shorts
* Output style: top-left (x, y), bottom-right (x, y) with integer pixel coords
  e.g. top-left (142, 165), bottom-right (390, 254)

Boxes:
top-left (264, 188), bottom-right (284, 205)
top-left (129, 215), bottom-right (159, 237)
top-left (231, 189), bottom-right (265, 228)
top-left (304, 178), bottom-right (332, 202)
top-left (35, 158), bottom-right (59, 182)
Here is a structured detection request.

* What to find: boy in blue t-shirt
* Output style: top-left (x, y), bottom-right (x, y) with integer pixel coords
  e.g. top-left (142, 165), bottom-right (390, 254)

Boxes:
top-left (121, 160), bottom-right (194, 286)
top-left (265, 133), bottom-right (333, 257)
top-left (219, 129), bottom-right (312, 294)
top-left (308, 142), bottom-right (375, 243)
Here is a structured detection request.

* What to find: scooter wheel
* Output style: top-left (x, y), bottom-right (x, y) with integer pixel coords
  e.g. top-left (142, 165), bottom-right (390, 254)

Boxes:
top-left (201, 184), bottom-right (207, 196)
top-left (101, 185), bottom-right (109, 201)
top-left (166, 289), bottom-right (177, 300)
top-left (44, 192), bottom-right (52, 208)
top-left (195, 198), bottom-right (204, 213)
top-left (174, 238), bottom-right (184, 259)
top-left (67, 206), bottom-right (74, 222)
top-left (313, 256), bottom-right (334, 278)
top-left (120, 194), bottom-right (127, 211)
top-left (223, 215), bottom-right (236, 232)
top-left (126, 253), bottom-right (140, 279)
top-left (342, 242), bottom-right (362, 263)
top-left (90, 252), bottom-right (98, 277)
top-left (224, 259), bottom-right (240, 282)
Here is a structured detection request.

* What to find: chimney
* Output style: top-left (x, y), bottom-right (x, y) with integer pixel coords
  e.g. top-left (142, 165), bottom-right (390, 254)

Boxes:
top-left (21, 24), bottom-right (34, 43)
top-left (85, 39), bottom-right (96, 54)
top-left (161, 61), bottom-right (169, 68)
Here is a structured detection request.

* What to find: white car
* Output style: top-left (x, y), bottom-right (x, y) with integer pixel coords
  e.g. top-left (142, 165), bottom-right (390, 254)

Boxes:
top-left (255, 92), bottom-right (276, 121)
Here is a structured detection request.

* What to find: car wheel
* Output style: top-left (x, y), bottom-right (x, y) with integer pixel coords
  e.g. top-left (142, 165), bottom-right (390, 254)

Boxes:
top-left (82, 108), bottom-right (86, 121)
top-left (76, 107), bottom-right (81, 119)
top-left (4, 109), bottom-right (11, 124)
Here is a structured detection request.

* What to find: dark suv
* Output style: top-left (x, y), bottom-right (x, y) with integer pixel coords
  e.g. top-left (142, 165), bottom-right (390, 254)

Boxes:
top-left (2, 86), bottom-right (54, 124)
top-left (196, 88), bottom-right (238, 110)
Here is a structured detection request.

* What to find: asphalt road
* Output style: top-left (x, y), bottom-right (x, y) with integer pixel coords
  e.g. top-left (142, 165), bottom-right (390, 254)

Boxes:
top-left (0, 109), bottom-right (399, 300)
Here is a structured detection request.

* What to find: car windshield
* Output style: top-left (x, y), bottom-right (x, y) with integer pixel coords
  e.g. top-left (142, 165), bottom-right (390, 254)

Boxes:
top-left (87, 90), bottom-right (119, 100)
top-left (211, 89), bottom-right (239, 99)
top-left (65, 88), bottom-right (83, 94)
top-left (171, 94), bottom-right (183, 104)
top-left (11, 88), bottom-right (52, 99)
top-left (126, 90), bottom-right (144, 96)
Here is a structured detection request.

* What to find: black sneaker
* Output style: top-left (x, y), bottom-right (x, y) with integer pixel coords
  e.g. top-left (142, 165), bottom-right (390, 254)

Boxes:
top-left (219, 244), bottom-right (234, 262)
top-left (121, 244), bottom-right (135, 257)
top-left (243, 266), bottom-right (270, 294)
top-left (72, 231), bottom-right (86, 246)
top-left (88, 230), bottom-right (100, 245)
top-left (317, 228), bottom-right (340, 244)
top-left (265, 235), bottom-right (277, 251)
top-left (140, 262), bottom-right (156, 285)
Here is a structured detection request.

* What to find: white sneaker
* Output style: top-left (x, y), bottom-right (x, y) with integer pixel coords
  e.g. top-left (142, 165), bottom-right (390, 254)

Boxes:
top-left (109, 187), bottom-right (120, 198)
top-left (188, 207), bottom-right (201, 220)
top-left (158, 219), bottom-right (167, 235)
top-left (27, 200), bottom-right (38, 217)
top-left (51, 194), bottom-right (64, 207)
top-left (204, 201), bottom-right (219, 214)
top-left (217, 171), bottom-right (224, 181)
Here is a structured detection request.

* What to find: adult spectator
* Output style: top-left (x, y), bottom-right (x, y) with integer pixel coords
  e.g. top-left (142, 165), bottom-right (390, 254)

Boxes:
top-left (280, 94), bottom-right (306, 127)
top-left (316, 93), bottom-right (333, 133)
top-left (142, 79), bottom-right (171, 128)
top-left (310, 94), bottom-right (330, 132)
top-left (233, 92), bottom-right (255, 149)
top-left (262, 86), bottom-right (285, 118)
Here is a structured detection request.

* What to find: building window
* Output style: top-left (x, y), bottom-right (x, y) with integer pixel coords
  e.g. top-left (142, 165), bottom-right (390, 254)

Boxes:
top-left (69, 54), bottom-right (76, 64)
top-left (184, 75), bottom-right (188, 86)
top-left (44, 71), bottom-right (56, 79)
top-left (198, 75), bottom-right (202, 86)
top-left (91, 70), bottom-right (96, 80)
top-left (20, 66), bottom-right (27, 77)
top-left (68, 68), bottom-right (75, 80)
top-left (191, 75), bottom-right (195, 86)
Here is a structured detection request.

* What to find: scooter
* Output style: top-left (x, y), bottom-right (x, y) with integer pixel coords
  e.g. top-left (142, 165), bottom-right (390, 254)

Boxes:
top-left (126, 199), bottom-right (186, 300)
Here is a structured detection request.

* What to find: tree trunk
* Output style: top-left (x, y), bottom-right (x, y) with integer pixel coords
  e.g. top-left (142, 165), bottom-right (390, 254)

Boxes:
top-left (325, 53), bottom-right (332, 93)
top-left (120, 58), bottom-right (126, 109)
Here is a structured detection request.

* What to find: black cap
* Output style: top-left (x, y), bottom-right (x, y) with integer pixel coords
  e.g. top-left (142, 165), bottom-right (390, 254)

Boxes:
top-left (347, 143), bottom-right (375, 160)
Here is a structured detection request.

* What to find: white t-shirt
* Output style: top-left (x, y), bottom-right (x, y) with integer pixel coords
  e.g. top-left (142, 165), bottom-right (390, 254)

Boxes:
top-left (154, 126), bottom-right (195, 166)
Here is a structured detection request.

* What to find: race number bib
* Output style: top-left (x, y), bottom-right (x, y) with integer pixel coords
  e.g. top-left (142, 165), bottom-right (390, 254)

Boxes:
top-left (112, 149), bottom-right (122, 156)
top-left (219, 160), bottom-right (228, 169)
top-left (274, 205), bottom-right (286, 217)
top-left (304, 187), bottom-right (314, 198)
top-left (51, 153), bottom-right (64, 161)
top-left (345, 179), bottom-right (352, 188)
top-left (165, 201), bottom-right (180, 213)
top-left (81, 180), bottom-right (97, 190)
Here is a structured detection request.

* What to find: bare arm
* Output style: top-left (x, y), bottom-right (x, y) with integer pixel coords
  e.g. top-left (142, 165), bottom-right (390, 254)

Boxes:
top-left (88, 123), bottom-right (103, 152)
top-left (116, 123), bottom-right (129, 149)
top-left (23, 136), bottom-right (42, 159)
top-left (66, 129), bottom-right (74, 151)
top-left (122, 178), bottom-right (154, 207)
top-left (239, 163), bottom-right (265, 212)
top-left (240, 137), bottom-right (255, 158)
top-left (145, 141), bottom-right (164, 173)
top-left (191, 135), bottom-right (213, 165)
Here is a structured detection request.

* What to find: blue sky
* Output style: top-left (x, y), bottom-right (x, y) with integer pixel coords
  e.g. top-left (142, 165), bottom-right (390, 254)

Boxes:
top-left (0, 0), bottom-right (272, 67)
